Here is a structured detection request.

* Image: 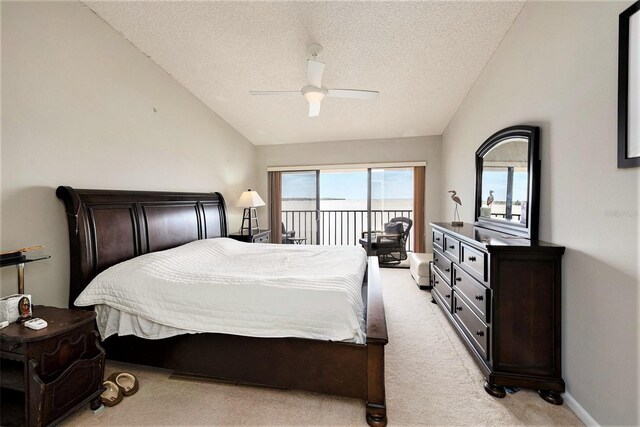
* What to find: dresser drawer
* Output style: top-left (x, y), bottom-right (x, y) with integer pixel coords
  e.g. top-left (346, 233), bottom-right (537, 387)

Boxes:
top-left (432, 270), bottom-right (452, 312)
top-left (443, 234), bottom-right (460, 263)
top-left (432, 249), bottom-right (451, 285)
top-left (453, 294), bottom-right (489, 360)
top-left (460, 243), bottom-right (487, 283)
top-left (453, 264), bottom-right (490, 322)
top-left (432, 230), bottom-right (444, 250)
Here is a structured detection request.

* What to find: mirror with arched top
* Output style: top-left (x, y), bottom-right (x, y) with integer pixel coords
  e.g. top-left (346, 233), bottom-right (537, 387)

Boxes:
top-left (474, 126), bottom-right (540, 240)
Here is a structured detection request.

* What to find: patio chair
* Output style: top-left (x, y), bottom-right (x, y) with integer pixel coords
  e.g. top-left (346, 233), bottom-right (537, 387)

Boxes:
top-left (282, 222), bottom-right (295, 244)
top-left (358, 217), bottom-right (413, 265)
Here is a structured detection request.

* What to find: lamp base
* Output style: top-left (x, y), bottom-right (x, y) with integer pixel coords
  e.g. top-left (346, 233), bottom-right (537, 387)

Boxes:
top-left (240, 208), bottom-right (260, 235)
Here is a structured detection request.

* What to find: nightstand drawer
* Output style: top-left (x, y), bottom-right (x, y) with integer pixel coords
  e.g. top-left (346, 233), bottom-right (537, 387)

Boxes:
top-left (253, 233), bottom-right (269, 243)
top-left (33, 346), bottom-right (105, 425)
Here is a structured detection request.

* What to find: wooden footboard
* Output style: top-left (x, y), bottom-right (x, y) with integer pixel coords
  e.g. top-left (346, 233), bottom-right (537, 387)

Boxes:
top-left (365, 256), bottom-right (388, 426)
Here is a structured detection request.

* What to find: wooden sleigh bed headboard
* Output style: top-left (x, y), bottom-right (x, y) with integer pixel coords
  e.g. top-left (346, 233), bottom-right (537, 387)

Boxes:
top-left (56, 186), bottom-right (228, 307)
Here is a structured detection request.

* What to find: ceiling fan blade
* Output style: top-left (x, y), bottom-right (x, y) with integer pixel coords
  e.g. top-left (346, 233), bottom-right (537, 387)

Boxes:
top-left (250, 91), bottom-right (300, 96)
top-left (307, 59), bottom-right (325, 88)
top-left (308, 101), bottom-right (321, 117)
top-left (326, 89), bottom-right (379, 100)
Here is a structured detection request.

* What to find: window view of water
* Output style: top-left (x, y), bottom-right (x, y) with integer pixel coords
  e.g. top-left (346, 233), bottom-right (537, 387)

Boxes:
top-left (282, 168), bottom-right (413, 247)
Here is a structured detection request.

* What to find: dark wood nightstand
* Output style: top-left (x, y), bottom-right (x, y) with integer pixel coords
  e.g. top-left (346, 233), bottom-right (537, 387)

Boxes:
top-left (0, 305), bottom-right (105, 427)
top-left (228, 230), bottom-right (270, 243)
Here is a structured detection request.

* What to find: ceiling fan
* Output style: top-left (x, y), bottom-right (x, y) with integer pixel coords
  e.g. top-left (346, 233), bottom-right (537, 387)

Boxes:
top-left (250, 44), bottom-right (379, 117)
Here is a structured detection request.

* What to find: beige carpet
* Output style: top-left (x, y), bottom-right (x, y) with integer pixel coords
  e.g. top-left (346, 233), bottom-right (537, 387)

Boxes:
top-left (64, 268), bottom-right (582, 426)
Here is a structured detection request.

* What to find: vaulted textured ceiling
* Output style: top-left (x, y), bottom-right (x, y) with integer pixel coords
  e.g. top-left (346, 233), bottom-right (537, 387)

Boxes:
top-left (85, 1), bottom-right (525, 145)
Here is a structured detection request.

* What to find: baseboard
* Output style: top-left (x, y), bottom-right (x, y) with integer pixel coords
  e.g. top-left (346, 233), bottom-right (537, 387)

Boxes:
top-left (564, 392), bottom-right (599, 427)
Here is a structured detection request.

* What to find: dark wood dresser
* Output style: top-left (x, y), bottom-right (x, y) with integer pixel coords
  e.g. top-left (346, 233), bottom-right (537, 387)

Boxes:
top-left (0, 306), bottom-right (105, 426)
top-left (430, 222), bottom-right (565, 404)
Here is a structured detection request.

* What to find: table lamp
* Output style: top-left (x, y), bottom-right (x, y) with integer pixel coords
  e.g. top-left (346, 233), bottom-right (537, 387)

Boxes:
top-left (236, 189), bottom-right (265, 235)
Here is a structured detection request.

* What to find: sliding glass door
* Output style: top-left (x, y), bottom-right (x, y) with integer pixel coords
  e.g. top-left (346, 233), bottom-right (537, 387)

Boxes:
top-left (319, 169), bottom-right (368, 246)
top-left (371, 167), bottom-right (414, 250)
top-left (281, 167), bottom-right (414, 250)
top-left (281, 171), bottom-right (319, 244)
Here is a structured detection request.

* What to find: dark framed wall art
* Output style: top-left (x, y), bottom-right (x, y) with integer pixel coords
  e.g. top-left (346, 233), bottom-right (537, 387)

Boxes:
top-left (618, 0), bottom-right (640, 168)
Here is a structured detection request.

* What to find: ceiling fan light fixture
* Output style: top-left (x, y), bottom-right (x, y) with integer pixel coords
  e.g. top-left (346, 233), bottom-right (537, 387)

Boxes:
top-left (302, 86), bottom-right (326, 104)
top-left (250, 48), bottom-right (378, 117)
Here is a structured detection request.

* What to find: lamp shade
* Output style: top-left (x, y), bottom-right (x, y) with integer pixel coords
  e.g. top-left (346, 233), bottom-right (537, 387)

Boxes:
top-left (235, 189), bottom-right (265, 208)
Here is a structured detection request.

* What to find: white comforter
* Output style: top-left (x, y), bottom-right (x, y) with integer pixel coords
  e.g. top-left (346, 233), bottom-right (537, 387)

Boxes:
top-left (75, 238), bottom-right (367, 344)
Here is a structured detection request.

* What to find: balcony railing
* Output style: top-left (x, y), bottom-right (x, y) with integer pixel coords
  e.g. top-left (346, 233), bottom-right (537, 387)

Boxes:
top-left (282, 209), bottom-right (413, 251)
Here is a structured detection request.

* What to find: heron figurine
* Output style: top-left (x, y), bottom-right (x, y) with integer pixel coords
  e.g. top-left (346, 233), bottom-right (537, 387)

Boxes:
top-left (448, 190), bottom-right (463, 226)
top-left (487, 190), bottom-right (495, 206)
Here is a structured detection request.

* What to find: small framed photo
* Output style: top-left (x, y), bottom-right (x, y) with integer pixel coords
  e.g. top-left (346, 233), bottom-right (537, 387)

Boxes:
top-left (17, 295), bottom-right (32, 323)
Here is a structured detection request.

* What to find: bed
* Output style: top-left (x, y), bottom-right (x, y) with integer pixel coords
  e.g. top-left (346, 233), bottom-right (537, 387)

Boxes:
top-left (56, 186), bottom-right (388, 426)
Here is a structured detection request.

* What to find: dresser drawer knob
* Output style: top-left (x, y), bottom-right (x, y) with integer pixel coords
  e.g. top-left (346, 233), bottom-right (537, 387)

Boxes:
top-left (445, 295), bottom-right (450, 299)
top-left (436, 237), bottom-right (441, 241)
top-left (456, 306), bottom-right (463, 311)
top-left (455, 277), bottom-right (462, 282)
top-left (434, 258), bottom-right (438, 262)
top-left (445, 268), bottom-right (450, 272)
top-left (434, 280), bottom-right (439, 285)
top-left (475, 295), bottom-right (484, 301)
top-left (468, 256), bottom-right (477, 262)
top-left (449, 245), bottom-right (455, 249)
top-left (475, 330), bottom-right (485, 337)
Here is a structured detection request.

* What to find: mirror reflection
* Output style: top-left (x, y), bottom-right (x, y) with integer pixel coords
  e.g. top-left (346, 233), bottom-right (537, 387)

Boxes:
top-left (479, 137), bottom-right (529, 225)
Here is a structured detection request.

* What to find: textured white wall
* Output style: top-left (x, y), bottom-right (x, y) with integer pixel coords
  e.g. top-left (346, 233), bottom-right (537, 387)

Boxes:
top-left (0, 2), bottom-right (257, 307)
top-left (256, 136), bottom-right (442, 252)
top-left (441, 1), bottom-right (639, 425)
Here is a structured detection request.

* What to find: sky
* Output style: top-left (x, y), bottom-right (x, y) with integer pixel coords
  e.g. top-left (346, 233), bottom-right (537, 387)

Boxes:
top-left (282, 169), bottom-right (414, 200)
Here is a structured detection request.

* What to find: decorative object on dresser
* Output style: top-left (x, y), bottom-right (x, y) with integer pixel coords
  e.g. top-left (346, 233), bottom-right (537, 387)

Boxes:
top-left (228, 229), bottom-right (270, 243)
top-left (0, 305), bottom-right (105, 426)
top-left (432, 124), bottom-right (565, 405)
top-left (236, 189), bottom-right (266, 234)
top-left (56, 186), bottom-right (389, 427)
top-left (448, 190), bottom-right (463, 226)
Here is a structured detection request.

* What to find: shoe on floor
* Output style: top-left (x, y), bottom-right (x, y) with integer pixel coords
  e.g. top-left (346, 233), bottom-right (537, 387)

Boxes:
top-left (100, 380), bottom-right (123, 407)
top-left (108, 372), bottom-right (139, 396)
